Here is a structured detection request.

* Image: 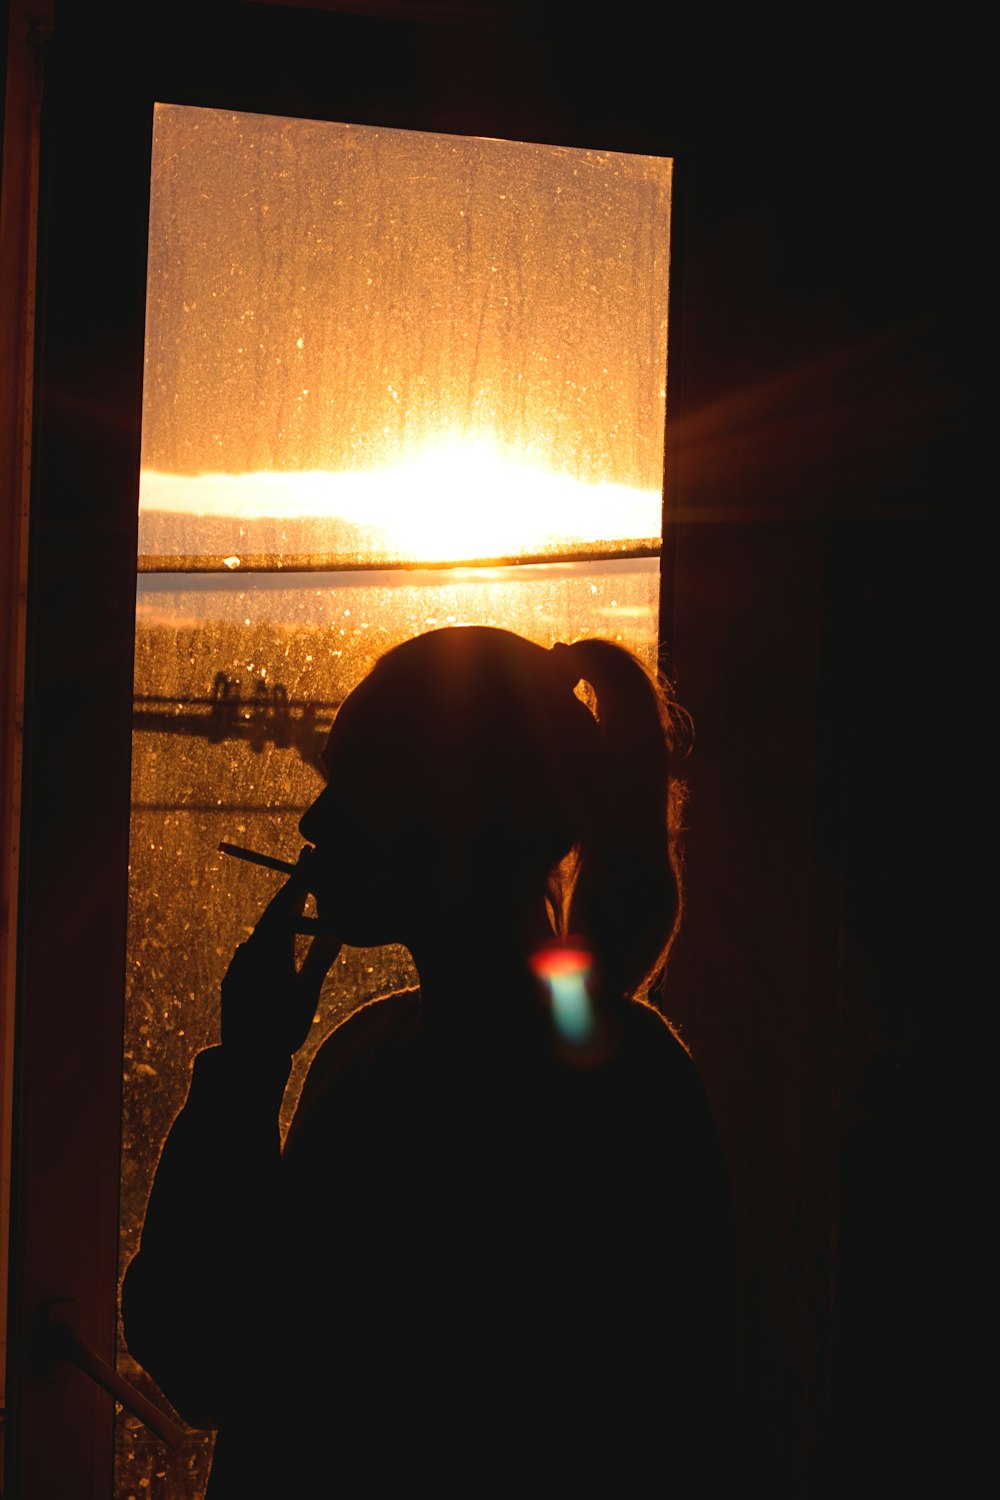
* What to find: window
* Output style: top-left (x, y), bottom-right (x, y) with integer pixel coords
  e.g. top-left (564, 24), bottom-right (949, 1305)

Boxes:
top-left (118, 105), bottom-right (671, 1496)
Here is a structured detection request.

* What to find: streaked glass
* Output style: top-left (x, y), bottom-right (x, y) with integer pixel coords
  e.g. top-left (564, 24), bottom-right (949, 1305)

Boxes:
top-left (118, 104), bottom-right (671, 1500)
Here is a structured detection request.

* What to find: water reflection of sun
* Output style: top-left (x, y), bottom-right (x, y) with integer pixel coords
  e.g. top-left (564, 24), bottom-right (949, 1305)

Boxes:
top-left (140, 434), bottom-right (661, 565)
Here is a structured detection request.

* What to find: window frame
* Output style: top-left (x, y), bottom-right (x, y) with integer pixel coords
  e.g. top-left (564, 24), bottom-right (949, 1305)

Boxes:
top-left (5, 8), bottom-right (683, 1496)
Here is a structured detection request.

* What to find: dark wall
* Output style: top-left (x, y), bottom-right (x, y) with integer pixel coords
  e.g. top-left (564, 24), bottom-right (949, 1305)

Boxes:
top-left (666, 123), bottom-right (971, 1490)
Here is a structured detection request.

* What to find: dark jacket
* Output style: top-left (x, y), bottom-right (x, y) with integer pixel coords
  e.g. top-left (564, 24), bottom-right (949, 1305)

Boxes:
top-left (123, 989), bottom-right (735, 1495)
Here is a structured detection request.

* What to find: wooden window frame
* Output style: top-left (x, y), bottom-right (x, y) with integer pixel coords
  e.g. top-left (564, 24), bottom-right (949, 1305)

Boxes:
top-left (3, 8), bottom-right (683, 1495)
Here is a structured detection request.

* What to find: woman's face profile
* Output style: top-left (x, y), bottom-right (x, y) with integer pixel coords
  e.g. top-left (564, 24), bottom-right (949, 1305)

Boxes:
top-left (299, 668), bottom-right (418, 947)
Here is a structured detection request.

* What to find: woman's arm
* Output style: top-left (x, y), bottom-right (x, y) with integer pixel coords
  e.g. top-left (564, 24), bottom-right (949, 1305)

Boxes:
top-left (121, 858), bottom-right (340, 1427)
top-left (120, 1047), bottom-right (289, 1426)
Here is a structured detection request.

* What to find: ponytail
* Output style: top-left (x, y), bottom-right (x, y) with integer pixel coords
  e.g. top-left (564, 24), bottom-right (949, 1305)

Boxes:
top-left (547, 639), bottom-right (687, 1004)
top-left (361, 625), bottom-right (686, 1006)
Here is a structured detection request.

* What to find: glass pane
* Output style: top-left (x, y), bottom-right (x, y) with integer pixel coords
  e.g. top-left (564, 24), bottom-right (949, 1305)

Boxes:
top-left (118, 105), bottom-right (671, 1500)
top-left (139, 104), bottom-right (670, 566)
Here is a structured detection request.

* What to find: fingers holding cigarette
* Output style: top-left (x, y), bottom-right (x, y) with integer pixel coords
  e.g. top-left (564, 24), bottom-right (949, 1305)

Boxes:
top-left (218, 842), bottom-right (328, 937)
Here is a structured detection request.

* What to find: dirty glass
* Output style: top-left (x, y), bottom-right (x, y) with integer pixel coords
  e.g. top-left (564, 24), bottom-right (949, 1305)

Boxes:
top-left (117, 105), bottom-right (671, 1499)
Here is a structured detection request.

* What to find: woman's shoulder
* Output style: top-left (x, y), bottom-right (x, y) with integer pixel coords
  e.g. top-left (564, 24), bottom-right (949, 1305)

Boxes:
top-left (321, 985), bottom-right (422, 1060)
top-left (616, 996), bottom-right (719, 1118)
top-left (285, 986), bottom-right (421, 1146)
top-left (620, 995), bottom-right (697, 1070)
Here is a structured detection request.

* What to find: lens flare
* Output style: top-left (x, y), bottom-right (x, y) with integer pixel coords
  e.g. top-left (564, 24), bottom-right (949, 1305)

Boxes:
top-left (529, 940), bottom-right (595, 1046)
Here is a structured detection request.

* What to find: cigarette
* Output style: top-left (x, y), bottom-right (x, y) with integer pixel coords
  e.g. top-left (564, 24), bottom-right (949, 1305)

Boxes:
top-left (219, 843), bottom-right (329, 938)
top-left (218, 842), bottom-right (298, 875)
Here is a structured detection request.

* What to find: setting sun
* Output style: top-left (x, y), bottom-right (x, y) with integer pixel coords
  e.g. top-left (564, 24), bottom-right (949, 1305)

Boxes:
top-left (140, 433), bottom-right (660, 565)
top-left (370, 436), bottom-right (660, 560)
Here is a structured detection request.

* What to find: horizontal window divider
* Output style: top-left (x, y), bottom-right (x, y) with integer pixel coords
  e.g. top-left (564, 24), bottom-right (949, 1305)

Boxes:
top-left (135, 540), bottom-right (661, 576)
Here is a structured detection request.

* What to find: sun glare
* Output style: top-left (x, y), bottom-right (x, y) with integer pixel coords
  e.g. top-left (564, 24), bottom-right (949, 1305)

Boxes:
top-left (140, 434), bottom-right (661, 564)
top-left (374, 437), bottom-right (659, 560)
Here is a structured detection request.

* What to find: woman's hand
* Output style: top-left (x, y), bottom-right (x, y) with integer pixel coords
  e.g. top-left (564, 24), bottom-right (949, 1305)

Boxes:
top-left (221, 852), bottom-right (342, 1062)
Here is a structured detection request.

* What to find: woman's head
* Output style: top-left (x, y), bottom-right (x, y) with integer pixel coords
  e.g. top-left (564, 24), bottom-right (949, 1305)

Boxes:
top-left (300, 626), bottom-right (686, 1001)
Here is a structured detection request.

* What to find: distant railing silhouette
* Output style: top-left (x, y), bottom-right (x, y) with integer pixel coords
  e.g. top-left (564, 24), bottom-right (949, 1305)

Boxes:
top-left (132, 672), bottom-right (340, 770)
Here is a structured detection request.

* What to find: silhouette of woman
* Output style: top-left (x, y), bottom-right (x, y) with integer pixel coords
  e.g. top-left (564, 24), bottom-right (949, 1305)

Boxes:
top-left (123, 627), bottom-right (735, 1495)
